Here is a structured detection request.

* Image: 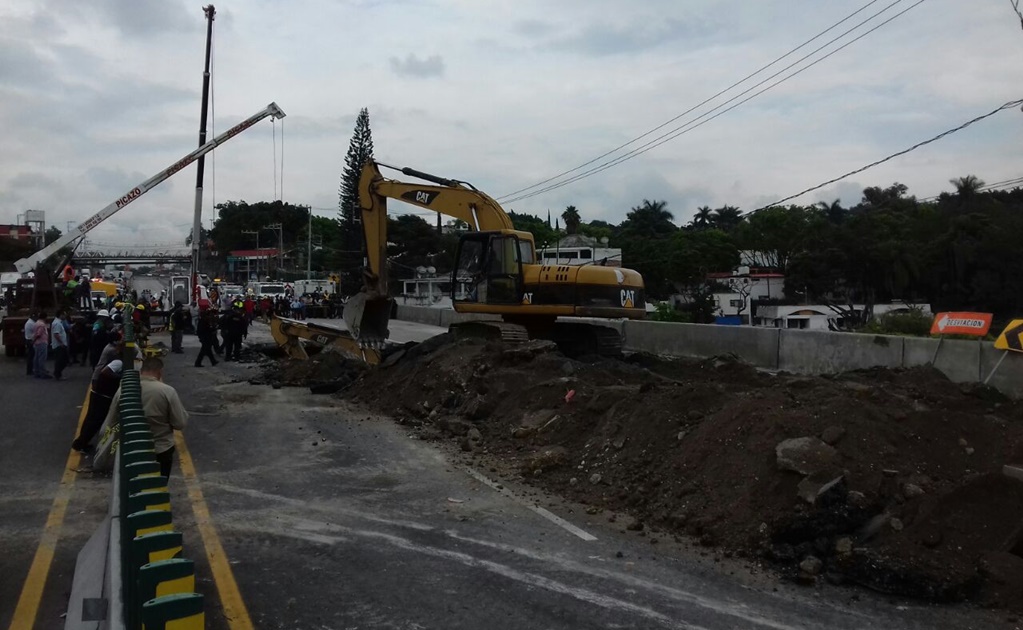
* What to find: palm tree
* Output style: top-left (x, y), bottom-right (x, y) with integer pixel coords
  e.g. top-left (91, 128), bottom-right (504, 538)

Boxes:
top-left (690, 206), bottom-right (713, 230)
top-left (622, 200), bottom-right (675, 238)
top-left (711, 205), bottom-right (743, 232)
top-left (950, 175), bottom-right (985, 197)
top-left (561, 205), bottom-right (581, 235)
top-left (816, 199), bottom-right (846, 224)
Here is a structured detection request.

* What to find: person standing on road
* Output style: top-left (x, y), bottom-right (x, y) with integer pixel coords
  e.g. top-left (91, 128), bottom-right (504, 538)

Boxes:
top-left (23, 311), bottom-right (37, 376)
top-left (32, 311), bottom-right (51, 379)
top-left (51, 310), bottom-right (70, 380)
top-left (169, 301), bottom-right (188, 354)
top-left (104, 357), bottom-right (188, 477)
top-left (194, 309), bottom-right (219, 367)
top-left (72, 358), bottom-right (125, 453)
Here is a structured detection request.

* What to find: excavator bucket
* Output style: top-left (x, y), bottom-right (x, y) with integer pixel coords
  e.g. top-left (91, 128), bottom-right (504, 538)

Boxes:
top-left (343, 292), bottom-right (392, 345)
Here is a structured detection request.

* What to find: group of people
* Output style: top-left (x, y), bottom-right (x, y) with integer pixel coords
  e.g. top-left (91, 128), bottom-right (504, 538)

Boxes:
top-left (260, 291), bottom-right (344, 321)
top-left (22, 308), bottom-right (118, 380)
top-left (168, 299), bottom-right (250, 367)
top-left (70, 343), bottom-right (188, 478)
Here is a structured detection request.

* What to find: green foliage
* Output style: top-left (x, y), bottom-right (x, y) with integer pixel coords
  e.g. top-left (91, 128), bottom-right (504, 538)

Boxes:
top-left (650, 302), bottom-right (691, 323)
top-left (507, 210), bottom-right (558, 248)
top-left (561, 205), bottom-right (581, 234)
top-left (387, 215), bottom-right (456, 281)
top-left (210, 200), bottom-right (312, 254)
top-left (861, 309), bottom-right (933, 337)
top-left (338, 108), bottom-right (374, 294)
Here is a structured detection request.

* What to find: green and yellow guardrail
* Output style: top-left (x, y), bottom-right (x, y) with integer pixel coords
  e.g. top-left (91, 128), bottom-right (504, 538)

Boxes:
top-left (65, 307), bottom-right (204, 629)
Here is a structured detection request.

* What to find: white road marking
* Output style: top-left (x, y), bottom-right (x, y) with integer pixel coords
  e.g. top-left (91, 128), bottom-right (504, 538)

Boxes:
top-left (465, 466), bottom-right (598, 542)
top-left (247, 515), bottom-right (704, 630)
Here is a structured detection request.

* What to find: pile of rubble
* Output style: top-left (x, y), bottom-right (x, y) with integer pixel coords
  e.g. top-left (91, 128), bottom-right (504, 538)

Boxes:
top-left (344, 336), bottom-right (1023, 607)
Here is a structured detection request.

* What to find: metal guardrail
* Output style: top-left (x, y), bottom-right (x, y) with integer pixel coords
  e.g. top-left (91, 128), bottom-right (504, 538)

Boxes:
top-left (65, 308), bottom-right (204, 629)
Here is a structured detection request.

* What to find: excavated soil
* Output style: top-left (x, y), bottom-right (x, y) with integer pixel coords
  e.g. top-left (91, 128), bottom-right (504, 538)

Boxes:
top-left (337, 335), bottom-right (1023, 608)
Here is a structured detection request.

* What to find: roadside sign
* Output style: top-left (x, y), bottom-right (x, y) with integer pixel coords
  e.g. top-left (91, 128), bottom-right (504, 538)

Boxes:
top-left (929, 312), bottom-right (993, 336)
top-left (994, 319), bottom-right (1023, 353)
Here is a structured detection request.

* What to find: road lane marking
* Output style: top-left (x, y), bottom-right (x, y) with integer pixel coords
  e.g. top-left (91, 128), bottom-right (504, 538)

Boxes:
top-left (7, 386), bottom-right (89, 630)
top-left (175, 433), bottom-right (254, 630)
top-left (465, 467), bottom-right (598, 541)
top-left (252, 515), bottom-right (698, 630)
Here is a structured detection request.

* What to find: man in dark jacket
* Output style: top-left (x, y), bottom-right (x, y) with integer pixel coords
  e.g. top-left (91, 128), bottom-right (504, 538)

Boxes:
top-left (169, 302), bottom-right (189, 354)
top-left (222, 302), bottom-right (249, 361)
top-left (194, 309), bottom-right (219, 367)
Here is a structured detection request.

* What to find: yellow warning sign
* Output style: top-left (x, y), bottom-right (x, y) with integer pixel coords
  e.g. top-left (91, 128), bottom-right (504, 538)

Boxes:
top-left (994, 319), bottom-right (1023, 352)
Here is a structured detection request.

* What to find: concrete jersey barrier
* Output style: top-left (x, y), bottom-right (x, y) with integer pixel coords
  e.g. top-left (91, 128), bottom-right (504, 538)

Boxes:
top-left (393, 305), bottom-right (1023, 398)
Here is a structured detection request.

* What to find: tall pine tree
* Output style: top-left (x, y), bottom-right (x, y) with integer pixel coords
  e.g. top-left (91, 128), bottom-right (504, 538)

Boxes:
top-left (338, 107), bottom-right (374, 295)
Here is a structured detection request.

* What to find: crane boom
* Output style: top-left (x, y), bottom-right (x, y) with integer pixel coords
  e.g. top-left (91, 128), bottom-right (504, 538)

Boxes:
top-left (14, 101), bottom-right (286, 274)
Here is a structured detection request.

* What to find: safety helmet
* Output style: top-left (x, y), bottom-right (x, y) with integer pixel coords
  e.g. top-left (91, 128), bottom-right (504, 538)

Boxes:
top-left (137, 304), bottom-right (146, 310)
top-left (96, 309), bottom-right (110, 318)
top-left (114, 302), bottom-right (124, 309)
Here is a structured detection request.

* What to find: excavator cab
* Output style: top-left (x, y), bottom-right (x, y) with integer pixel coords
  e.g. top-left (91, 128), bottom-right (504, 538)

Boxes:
top-left (453, 231), bottom-right (531, 305)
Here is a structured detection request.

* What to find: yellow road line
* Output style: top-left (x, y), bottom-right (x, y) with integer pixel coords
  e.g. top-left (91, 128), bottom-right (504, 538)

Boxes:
top-left (7, 387), bottom-right (89, 630)
top-left (175, 432), bottom-right (254, 630)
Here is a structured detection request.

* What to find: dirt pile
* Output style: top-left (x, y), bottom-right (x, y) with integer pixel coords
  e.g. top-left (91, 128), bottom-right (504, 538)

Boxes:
top-left (345, 336), bottom-right (1023, 606)
top-left (258, 350), bottom-right (368, 392)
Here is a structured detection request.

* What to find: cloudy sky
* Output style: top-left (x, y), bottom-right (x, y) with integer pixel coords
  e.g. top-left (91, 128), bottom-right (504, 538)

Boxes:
top-left (1, 0), bottom-right (1022, 247)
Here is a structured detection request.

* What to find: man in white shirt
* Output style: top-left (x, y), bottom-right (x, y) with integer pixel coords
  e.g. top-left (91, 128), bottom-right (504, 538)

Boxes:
top-left (23, 312), bottom-right (36, 376)
top-left (51, 309), bottom-right (70, 380)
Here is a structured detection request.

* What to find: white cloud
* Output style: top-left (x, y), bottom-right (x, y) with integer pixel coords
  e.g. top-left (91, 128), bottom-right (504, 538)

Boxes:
top-left (389, 54), bottom-right (445, 78)
top-left (1, 0), bottom-right (1021, 247)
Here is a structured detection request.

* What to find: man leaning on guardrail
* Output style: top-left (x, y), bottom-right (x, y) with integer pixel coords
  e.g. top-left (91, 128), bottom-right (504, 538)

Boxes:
top-left (103, 357), bottom-right (189, 477)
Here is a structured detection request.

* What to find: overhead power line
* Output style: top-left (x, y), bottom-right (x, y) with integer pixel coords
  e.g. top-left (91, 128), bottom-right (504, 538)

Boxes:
top-left (752, 98), bottom-right (1023, 211)
top-left (497, 0), bottom-right (890, 201)
top-left (499, 0), bottom-right (924, 204)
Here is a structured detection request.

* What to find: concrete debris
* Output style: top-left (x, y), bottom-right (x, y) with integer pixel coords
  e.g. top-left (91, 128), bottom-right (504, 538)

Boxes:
top-left (775, 437), bottom-right (839, 476)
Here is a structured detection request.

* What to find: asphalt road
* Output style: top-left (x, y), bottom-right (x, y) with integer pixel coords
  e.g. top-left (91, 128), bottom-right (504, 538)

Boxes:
top-left (0, 323), bottom-right (1012, 629)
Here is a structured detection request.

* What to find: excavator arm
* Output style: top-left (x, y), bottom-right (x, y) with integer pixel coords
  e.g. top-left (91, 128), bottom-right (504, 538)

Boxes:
top-left (356, 159), bottom-right (513, 296)
top-left (344, 159), bottom-right (521, 342)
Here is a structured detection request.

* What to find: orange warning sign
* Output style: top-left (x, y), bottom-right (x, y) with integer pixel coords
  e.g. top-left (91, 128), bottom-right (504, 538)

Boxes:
top-left (929, 312), bottom-right (993, 336)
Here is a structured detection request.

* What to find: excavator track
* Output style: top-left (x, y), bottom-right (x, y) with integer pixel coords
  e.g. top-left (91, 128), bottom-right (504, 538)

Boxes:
top-left (449, 320), bottom-right (530, 344)
top-left (553, 322), bottom-right (623, 358)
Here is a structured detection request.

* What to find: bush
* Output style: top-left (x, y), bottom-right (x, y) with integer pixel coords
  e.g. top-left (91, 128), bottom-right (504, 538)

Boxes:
top-left (861, 309), bottom-right (932, 337)
top-left (650, 302), bottom-right (692, 323)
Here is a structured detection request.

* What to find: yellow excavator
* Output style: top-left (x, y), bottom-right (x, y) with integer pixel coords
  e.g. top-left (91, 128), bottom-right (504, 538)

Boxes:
top-left (343, 159), bottom-right (646, 356)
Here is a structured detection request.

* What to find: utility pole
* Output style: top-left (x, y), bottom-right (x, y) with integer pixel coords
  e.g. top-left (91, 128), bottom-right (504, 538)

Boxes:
top-left (189, 5), bottom-right (215, 304)
top-left (264, 223), bottom-right (283, 278)
top-left (306, 207), bottom-right (312, 282)
top-left (241, 229), bottom-right (258, 279)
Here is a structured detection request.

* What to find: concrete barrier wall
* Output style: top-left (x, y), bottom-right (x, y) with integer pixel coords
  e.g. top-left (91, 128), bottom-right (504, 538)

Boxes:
top-left (390, 308), bottom-right (1023, 398)
top-left (624, 320), bottom-right (780, 369)
top-left (903, 337), bottom-right (982, 383)
top-left (778, 330), bottom-right (903, 374)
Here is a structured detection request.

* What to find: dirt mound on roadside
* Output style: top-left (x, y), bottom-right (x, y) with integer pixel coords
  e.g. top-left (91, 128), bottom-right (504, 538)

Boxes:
top-left (258, 350), bottom-right (368, 391)
top-left (345, 336), bottom-right (1023, 607)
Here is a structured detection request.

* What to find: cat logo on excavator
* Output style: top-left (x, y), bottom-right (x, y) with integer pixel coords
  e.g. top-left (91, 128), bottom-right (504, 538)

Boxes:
top-left (522, 292), bottom-right (533, 305)
top-left (620, 289), bottom-right (635, 308)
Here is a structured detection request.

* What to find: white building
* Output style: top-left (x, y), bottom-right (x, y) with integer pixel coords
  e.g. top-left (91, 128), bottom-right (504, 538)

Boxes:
top-left (707, 268), bottom-right (786, 318)
top-left (755, 303), bottom-right (932, 330)
top-left (539, 234), bottom-right (622, 267)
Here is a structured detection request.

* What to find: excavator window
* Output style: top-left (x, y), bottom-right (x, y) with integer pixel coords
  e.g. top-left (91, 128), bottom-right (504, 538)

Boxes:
top-left (453, 233), bottom-right (523, 305)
